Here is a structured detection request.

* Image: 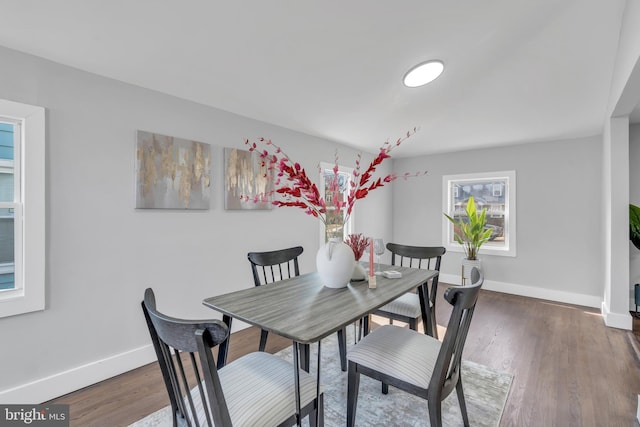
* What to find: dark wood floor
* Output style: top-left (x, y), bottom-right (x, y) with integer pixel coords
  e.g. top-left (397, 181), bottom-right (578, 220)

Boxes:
top-left (48, 285), bottom-right (640, 427)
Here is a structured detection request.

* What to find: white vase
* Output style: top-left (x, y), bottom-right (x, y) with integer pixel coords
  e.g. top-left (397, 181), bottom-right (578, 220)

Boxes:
top-left (316, 238), bottom-right (355, 288)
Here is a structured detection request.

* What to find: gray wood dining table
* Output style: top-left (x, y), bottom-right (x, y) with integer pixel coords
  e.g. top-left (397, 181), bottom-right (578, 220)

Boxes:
top-left (202, 264), bottom-right (438, 426)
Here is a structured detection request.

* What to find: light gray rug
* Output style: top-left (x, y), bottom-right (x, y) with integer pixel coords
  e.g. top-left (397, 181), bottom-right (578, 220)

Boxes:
top-left (131, 327), bottom-right (512, 427)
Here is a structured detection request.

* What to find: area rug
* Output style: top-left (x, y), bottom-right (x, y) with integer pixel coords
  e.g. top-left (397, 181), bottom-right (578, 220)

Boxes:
top-left (130, 328), bottom-right (512, 427)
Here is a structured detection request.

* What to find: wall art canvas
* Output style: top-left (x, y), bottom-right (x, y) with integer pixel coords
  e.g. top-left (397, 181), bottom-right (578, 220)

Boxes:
top-left (135, 131), bottom-right (212, 209)
top-left (224, 147), bottom-right (272, 210)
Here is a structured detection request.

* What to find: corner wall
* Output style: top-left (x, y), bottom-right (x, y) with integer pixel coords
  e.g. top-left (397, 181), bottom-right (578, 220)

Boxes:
top-left (391, 136), bottom-right (604, 308)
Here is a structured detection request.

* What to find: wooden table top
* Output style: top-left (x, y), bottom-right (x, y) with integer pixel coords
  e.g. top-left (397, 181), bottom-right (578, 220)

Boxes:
top-left (203, 265), bottom-right (438, 344)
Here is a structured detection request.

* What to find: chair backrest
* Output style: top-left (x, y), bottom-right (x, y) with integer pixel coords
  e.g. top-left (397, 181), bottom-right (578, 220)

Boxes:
top-left (247, 246), bottom-right (303, 286)
top-left (386, 243), bottom-right (445, 270)
top-left (141, 288), bottom-right (231, 427)
top-left (429, 268), bottom-right (483, 401)
top-left (386, 243), bottom-right (446, 305)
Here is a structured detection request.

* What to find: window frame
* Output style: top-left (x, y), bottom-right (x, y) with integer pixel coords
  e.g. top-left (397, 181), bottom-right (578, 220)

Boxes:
top-left (0, 99), bottom-right (45, 318)
top-left (442, 170), bottom-right (516, 258)
top-left (318, 162), bottom-right (354, 244)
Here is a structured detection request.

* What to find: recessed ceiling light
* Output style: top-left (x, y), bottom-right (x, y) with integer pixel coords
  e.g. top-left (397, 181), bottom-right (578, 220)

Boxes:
top-left (403, 60), bottom-right (444, 88)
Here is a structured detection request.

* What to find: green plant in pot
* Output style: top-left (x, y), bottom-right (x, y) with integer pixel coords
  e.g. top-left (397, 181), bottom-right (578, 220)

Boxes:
top-left (630, 204), bottom-right (640, 250)
top-left (444, 196), bottom-right (492, 282)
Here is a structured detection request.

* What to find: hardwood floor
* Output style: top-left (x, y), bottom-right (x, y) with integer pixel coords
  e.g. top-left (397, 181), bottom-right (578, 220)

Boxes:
top-left (47, 285), bottom-right (640, 426)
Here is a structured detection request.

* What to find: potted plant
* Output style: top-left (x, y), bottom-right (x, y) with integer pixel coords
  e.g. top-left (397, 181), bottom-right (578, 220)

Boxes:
top-left (631, 204), bottom-right (640, 250)
top-left (444, 196), bottom-right (493, 283)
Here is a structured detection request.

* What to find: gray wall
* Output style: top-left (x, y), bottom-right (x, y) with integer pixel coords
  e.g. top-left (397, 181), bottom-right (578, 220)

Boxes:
top-left (0, 45), bottom-right (393, 401)
top-left (391, 136), bottom-right (604, 302)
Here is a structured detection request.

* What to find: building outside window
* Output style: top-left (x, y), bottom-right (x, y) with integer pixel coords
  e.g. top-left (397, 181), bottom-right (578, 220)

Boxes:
top-left (320, 163), bottom-right (353, 243)
top-left (0, 121), bottom-right (16, 291)
top-left (442, 171), bottom-right (516, 257)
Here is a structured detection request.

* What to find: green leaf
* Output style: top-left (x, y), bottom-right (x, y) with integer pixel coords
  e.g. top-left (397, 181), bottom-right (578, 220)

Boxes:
top-left (630, 204), bottom-right (640, 249)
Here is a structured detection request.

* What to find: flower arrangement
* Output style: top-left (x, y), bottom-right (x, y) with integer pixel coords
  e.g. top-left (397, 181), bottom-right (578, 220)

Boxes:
top-left (345, 233), bottom-right (369, 261)
top-left (243, 128), bottom-right (426, 224)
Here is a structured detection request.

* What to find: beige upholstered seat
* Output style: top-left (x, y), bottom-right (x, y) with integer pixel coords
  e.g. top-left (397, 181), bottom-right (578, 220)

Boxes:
top-left (348, 325), bottom-right (440, 389)
top-left (373, 243), bottom-right (445, 337)
top-left (218, 352), bottom-right (320, 426)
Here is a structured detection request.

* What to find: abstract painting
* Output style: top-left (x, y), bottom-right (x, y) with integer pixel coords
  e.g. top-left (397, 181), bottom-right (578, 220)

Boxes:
top-left (135, 131), bottom-right (212, 209)
top-left (224, 147), bottom-right (272, 210)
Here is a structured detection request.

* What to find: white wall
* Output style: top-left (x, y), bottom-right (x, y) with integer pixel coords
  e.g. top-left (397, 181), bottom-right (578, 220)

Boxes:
top-left (603, 0), bottom-right (640, 329)
top-left (391, 136), bottom-right (604, 307)
top-left (0, 45), bottom-right (393, 403)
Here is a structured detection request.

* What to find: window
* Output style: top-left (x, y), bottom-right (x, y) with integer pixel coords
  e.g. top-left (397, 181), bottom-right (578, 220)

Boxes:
top-left (442, 171), bottom-right (516, 257)
top-left (319, 162), bottom-right (353, 243)
top-left (0, 99), bottom-right (45, 318)
top-left (0, 121), bottom-right (18, 292)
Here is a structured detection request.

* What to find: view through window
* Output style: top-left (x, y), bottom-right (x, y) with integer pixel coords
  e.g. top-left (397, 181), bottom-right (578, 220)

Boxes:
top-left (321, 164), bottom-right (353, 243)
top-left (0, 121), bottom-right (16, 291)
top-left (0, 98), bottom-right (45, 319)
top-left (443, 171), bottom-right (516, 257)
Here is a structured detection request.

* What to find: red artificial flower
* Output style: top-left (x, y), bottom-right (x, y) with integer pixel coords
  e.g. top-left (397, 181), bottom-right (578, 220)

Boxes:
top-left (243, 128), bottom-right (427, 224)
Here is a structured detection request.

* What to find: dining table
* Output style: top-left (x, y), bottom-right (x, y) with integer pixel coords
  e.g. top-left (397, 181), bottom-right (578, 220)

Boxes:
top-left (202, 263), bottom-right (438, 426)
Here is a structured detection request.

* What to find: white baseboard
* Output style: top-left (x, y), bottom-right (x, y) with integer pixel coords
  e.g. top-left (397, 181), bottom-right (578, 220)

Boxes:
top-left (0, 344), bottom-right (157, 404)
top-left (439, 273), bottom-right (602, 308)
top-left (601, 300), bottom-right (633, 330)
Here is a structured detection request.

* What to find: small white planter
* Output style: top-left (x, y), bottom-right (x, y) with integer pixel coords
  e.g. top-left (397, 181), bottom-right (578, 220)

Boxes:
top-left (461, 258), bottom-right (482, 285)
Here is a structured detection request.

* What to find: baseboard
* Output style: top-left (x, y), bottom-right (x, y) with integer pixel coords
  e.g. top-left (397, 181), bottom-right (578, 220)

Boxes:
top-left (439, 273), bottom-right (602, 308)
top-left (0, 344), bottom-right (157, 404)
top-left (0, 278), bottom-right (623, 404)
top-left (601, 301), bottom-right (633, 330)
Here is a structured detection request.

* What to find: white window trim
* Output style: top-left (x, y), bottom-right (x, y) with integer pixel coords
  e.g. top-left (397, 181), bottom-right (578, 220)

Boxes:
top-left (442, 170), bottom-right (516, 258)
top-left (318, 162), bottom-right (354, 246)
top-left (0, 99), bottom-right (45, 318)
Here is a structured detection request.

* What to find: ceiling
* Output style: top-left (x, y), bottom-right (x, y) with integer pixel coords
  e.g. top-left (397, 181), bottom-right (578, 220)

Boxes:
top-left (0, 1), bottom-right (628, 157)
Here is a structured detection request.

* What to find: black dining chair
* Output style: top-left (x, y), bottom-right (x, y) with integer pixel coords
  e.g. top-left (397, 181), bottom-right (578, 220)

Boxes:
top-left (248, 246), bottom-right (304, 352)
top-left (346, 268), bottom-right (484, 427)
top-left (248, 246), bottom-right (348, 371)
top-left (142, 288), bottom-right (324, 427)
top-left (372, 243), bottom-right (445, 338)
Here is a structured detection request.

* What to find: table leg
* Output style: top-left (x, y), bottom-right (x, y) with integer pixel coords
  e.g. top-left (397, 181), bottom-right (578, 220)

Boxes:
top-left (299, 343), bottom-right (311, 372)
top-left (337, 328), bottom-right (347, 372)
top-left (363, 314), bottom-right (370, 337)
top-left (292, 342), bottom-right (302, 426)
top-left (217, 314), bottom-right (232, 369)
top-left (418, 283), bottom-right (434, 337)
top-left (315, 340), bottom-right (322, 426)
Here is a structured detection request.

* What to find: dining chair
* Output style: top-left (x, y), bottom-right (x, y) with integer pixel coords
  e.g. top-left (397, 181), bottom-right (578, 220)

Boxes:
top-left (372, 243), bottom-right (445, 338)
top-left (248, 246), bottom-right (348, 371)
top-left (248, 246), bottom-right (303, 351)
top-left (141, 288), bottom-right (324, 427)
top-left (346, 268), bottom-right (483, 427)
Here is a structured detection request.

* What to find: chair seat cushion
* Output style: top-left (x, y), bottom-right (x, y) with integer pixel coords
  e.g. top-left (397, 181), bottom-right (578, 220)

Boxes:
top-left (185, 352), bottom-right (320, 426)
top-left (347, 325), bottom-right (440, 389)
top-left (219, 352), bottom-right (320, 426)
top-left (376, 292), bottom-right (422, 318)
